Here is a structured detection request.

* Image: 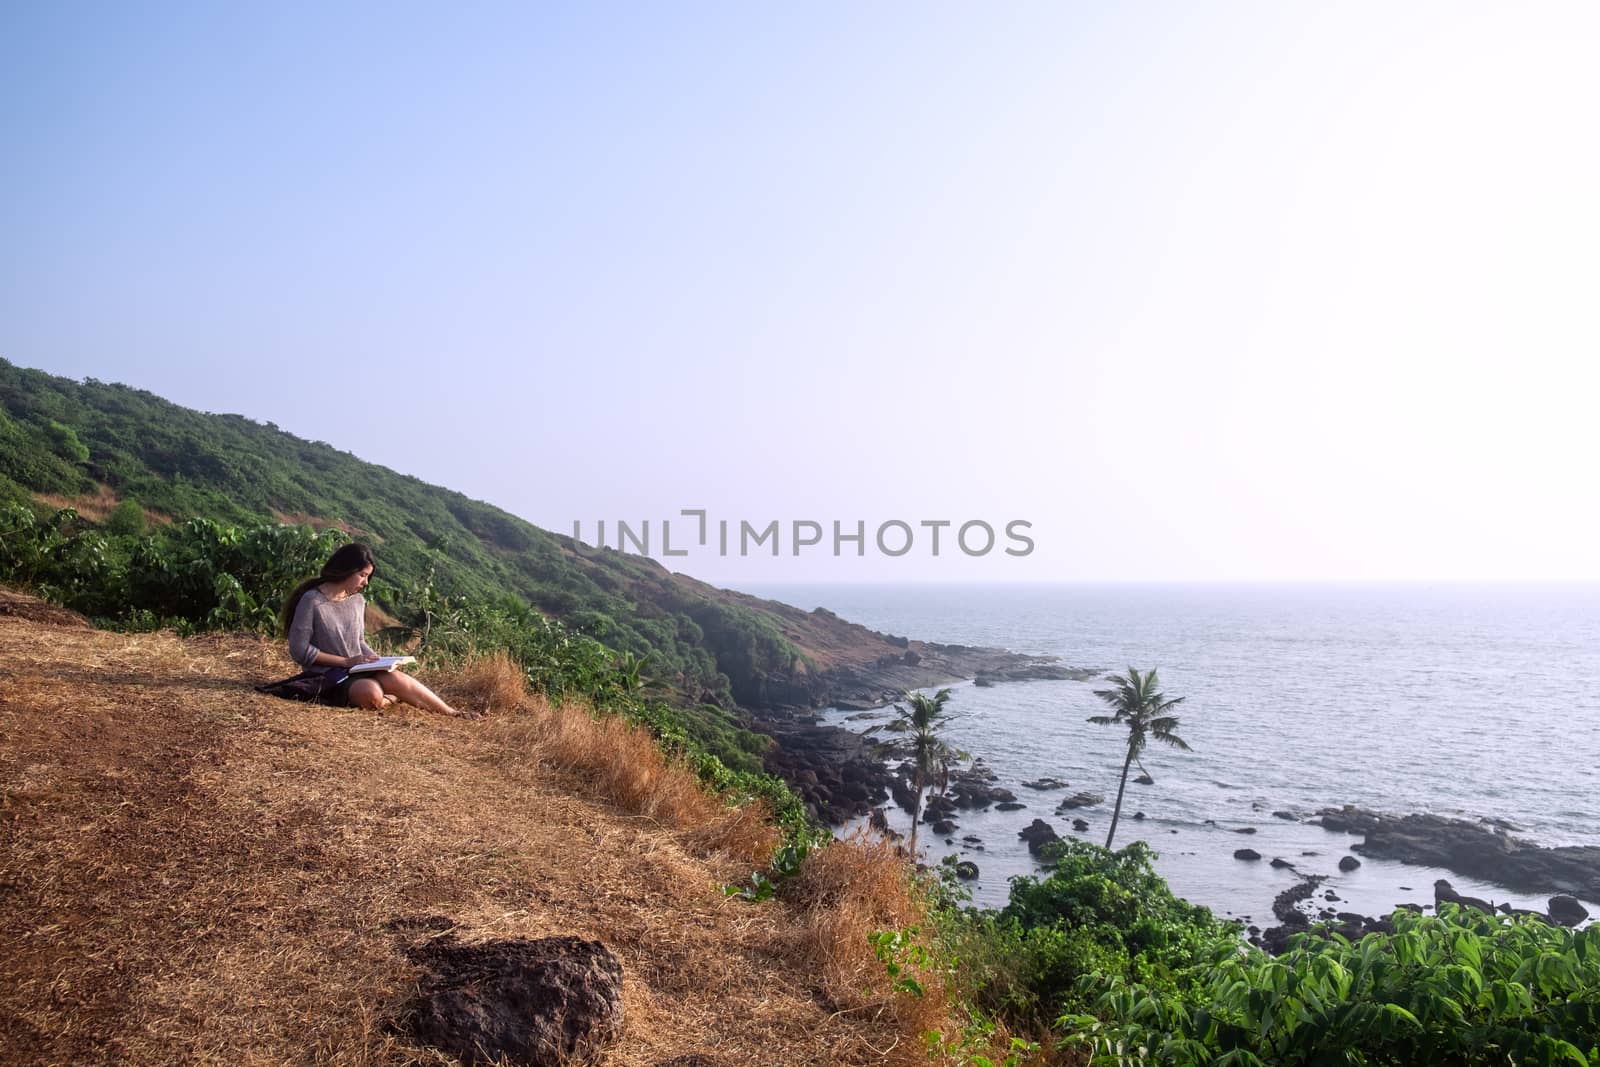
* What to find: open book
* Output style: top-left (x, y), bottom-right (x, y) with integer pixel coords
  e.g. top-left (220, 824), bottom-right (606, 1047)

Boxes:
top-left (348, 655), bottom-right (417, 675)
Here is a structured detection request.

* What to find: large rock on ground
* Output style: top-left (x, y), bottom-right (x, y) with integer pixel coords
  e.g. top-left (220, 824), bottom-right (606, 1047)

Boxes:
top-left (398, 936), bottom-right (623, 1065)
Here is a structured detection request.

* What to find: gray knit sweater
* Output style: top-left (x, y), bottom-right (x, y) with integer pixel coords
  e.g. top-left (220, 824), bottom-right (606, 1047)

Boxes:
top-left (287, 589), bottom-right (376, 673)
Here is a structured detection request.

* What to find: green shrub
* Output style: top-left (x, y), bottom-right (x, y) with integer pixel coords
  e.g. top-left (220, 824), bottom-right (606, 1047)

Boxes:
top-left (1064, 906), bottom-right (1600, 1066)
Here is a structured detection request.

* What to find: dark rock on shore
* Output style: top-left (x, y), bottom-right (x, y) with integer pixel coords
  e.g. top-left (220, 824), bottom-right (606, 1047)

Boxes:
top-left (973, 661), bottom-right (1099, 686)
top-left (782, 642), bottom-right (1095, 711)
top-left (1548, 895), bottom-right (1590, 927)
top-left (758, 714), bottom-right (891, 824)
top-left (1019, 819), bottom-right (1062, 856)
top-left (941, 762), bottom-right (1017, 811)
top-left (1315, 805), bottom-right (1382, 834)
top-left (1251, 875), bottom-right (1339, 954)
top-left (1333, 808), bottom-right (1600, 901)
top-left (1056, 791), bottom-right (1104, 811)
top-left (1434, 879), bottom-right (1493, 915)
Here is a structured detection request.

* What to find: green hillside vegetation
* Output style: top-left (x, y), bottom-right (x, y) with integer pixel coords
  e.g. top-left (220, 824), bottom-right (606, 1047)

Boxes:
top-left (0, 359), bottom-right (804, 710)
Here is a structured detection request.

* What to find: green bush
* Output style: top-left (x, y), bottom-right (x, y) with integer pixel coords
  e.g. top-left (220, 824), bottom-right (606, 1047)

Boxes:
top-left (1064, 906), bottom-right (1600, 1066)
top-left (935, 840), bottom-right (1239, 1031)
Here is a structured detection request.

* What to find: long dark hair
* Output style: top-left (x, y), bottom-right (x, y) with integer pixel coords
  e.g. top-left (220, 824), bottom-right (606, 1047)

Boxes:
top-left (279, 542), bottom-right (377, 636)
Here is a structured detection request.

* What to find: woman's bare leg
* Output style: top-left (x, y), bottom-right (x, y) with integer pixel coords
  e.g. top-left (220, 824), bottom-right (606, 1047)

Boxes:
top-left (378, 671), bottom-right (478, 719)
top-left (348, 677), bottom-right (388, 710)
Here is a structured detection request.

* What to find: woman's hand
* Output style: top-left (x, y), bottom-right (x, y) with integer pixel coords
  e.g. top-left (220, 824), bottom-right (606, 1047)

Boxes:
top-left (343, 652), bottom-right (381, 668)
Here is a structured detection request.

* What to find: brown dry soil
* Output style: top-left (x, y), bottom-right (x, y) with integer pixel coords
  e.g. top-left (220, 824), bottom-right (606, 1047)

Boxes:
top-left (0, 596), bottom-right (921, 1066)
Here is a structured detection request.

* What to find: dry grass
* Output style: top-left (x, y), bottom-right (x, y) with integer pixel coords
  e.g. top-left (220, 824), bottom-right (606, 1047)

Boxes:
top-left (35, 484), bottom-right (170, 526)
top-left (0, 590), bottom-right (955, 1066)
top-left (433, 651), bottom-right (526, 716)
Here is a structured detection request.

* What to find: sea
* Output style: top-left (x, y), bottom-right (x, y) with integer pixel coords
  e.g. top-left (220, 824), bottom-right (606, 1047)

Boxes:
top-left (741, 582), bottom-right (1600, 928)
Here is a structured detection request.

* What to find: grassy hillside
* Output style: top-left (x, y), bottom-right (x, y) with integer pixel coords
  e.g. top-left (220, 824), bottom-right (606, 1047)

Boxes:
top-left (0, 593), bottom-right (942, 1065)
top-left (0, 359), bottom-right (901, 709)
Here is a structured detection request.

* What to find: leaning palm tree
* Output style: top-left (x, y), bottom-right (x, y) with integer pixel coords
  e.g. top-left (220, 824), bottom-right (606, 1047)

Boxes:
top-left (880, 687), bottom-right (958, 856)
top-left (1089, 667), bottom-right (1191, 850)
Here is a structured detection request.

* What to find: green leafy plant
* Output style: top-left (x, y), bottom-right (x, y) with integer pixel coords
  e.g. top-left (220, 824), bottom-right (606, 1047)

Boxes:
top-left (1063, 906), bottom-right (1600, 1066)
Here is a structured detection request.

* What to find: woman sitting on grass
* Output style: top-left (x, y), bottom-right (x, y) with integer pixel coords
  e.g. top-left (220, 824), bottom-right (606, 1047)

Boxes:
top-left (279, 543), bottom-right (477, 719)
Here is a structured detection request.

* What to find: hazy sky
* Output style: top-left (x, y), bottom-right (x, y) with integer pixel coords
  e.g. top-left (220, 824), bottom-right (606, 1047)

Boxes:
top-left (3, 3), bottom-right (1596, 585)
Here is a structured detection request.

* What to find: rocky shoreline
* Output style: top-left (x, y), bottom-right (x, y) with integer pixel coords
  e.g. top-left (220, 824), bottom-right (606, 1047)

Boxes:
top-left (755, 702), bottom-right (1600, 944)
top-left (745, 654), bottom-right (1598, 947)
top-left (1241, 806), bottom-right (1598, 951)
top-left (1317, 806), bottom-right (1600, 901)
top-left (749, 644), bottom-right (1096, 825)
top-left (768, 642), bottom-right (1096, 712)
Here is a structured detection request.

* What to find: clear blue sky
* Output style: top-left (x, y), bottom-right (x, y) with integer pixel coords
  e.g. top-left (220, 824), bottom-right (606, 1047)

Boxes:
top-left (3, 2), bottom-right (1597, 585)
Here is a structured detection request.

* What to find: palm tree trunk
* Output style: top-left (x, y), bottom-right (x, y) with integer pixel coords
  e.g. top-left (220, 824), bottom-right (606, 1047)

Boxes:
top-left (1105, 743), bottom-right (1136, 849)
top-left (908, 781), bottom-right (921, 856)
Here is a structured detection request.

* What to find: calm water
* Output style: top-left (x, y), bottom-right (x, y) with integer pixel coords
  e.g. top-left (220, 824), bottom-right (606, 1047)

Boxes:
top-left (743, 583), bottom-right (1600, 923)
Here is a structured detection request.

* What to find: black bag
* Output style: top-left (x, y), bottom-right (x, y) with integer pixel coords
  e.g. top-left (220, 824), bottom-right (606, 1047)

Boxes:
top-left (256, 668), bottom-right (350, 704)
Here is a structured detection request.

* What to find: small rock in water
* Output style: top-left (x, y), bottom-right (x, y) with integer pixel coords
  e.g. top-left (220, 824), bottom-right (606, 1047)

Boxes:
top-left (955, 861), bottom-right (980, 881)
top-left (1549, 895), bottom-right (1590, 927)
top-left (1324, 890), bottom-right (1340, 901)
top-left (1018, 819), bottom-right (1062, 855)
top-left (1132, 811), bottom-right (1146, 821)
top-left (1273, 811), bottom-right (1297, 821)
top-left (996, 801), bottom-right (1026, 811)
top-left (1071, 818), bottom-right (1090, 833)
top-left (1270, 857), bottom-right (1294, 869)
top-left (1056, 791), bottom-right (1105, 811)
top-left (1339, 856), bottom-right (1362, 872)
top-left (1234, 848), bottom-right (1263, 861)
top-left (1021, 777), bottom-right (1070, 791)
top-left (1134, 773), bottom-right (1155, 785)
top-left (1233, 827), bottom-right (1257, 834)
